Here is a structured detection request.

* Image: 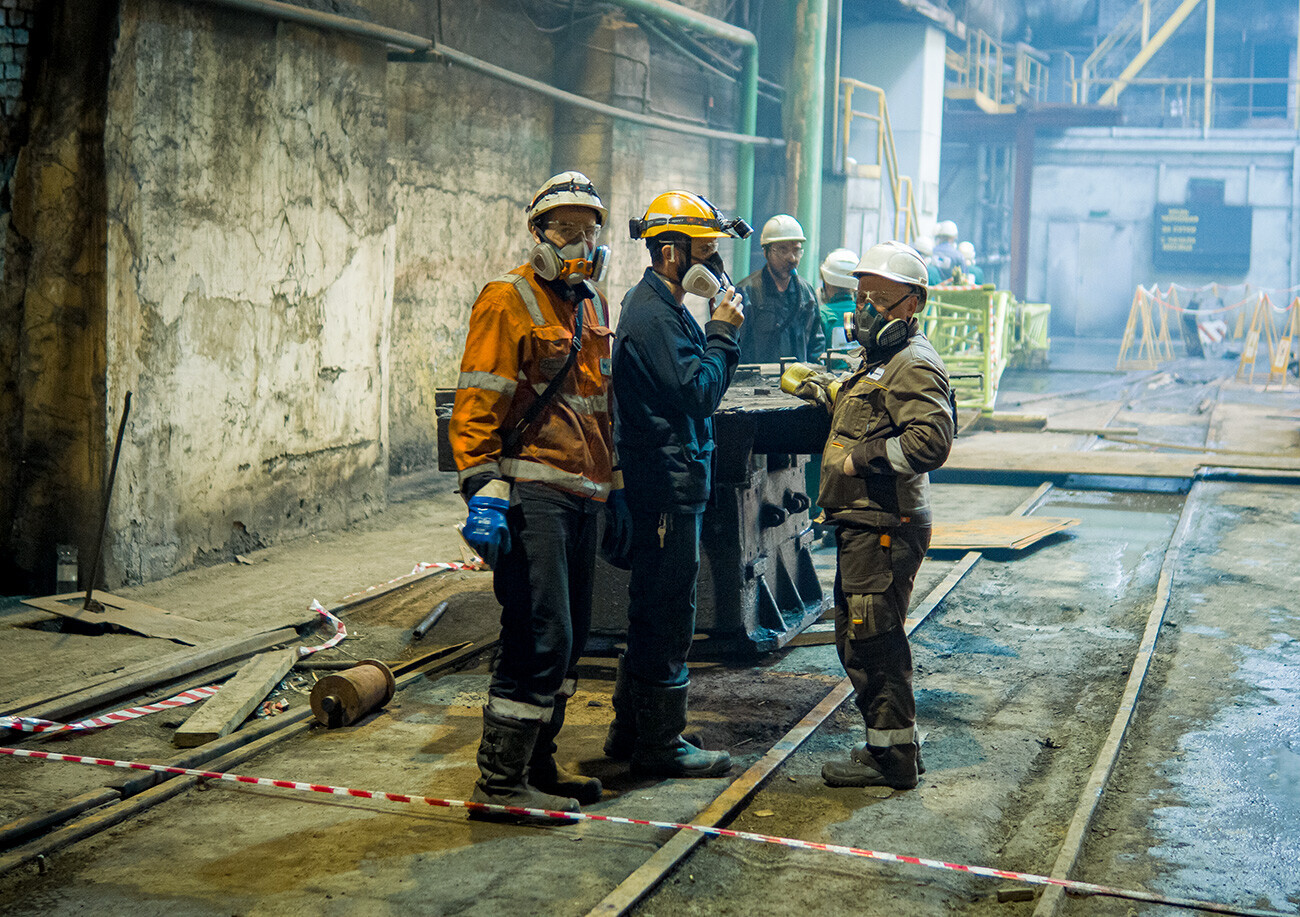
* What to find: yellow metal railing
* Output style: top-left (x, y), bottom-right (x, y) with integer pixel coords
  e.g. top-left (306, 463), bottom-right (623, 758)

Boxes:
top-left (946, 29), bottom-right (1049, 113)
top-left (838, 78), bottom-right (921, 243)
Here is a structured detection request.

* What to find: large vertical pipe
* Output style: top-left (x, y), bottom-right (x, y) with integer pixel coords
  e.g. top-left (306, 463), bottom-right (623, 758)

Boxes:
top-left (601, 0), bottom-right (759, 276)
top-left (1202, 0), bottom-right (1215, 133)
top-left (790, 0), bottom-right (829, 264)
top-left (1009, 116), bottom-right (1035, 301)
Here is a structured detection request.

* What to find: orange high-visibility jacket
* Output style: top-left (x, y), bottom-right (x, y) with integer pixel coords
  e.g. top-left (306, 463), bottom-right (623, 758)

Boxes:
top-left (450, 265), bottom-right (615, 501)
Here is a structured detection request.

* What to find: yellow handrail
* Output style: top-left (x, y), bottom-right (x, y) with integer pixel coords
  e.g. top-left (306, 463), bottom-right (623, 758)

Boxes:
top-left (839, 79), bottom-right (921, 243)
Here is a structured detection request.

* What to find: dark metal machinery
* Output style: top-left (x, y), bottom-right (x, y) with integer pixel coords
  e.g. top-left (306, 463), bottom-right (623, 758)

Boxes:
top-left (435, 368), bottom-right (831, 652)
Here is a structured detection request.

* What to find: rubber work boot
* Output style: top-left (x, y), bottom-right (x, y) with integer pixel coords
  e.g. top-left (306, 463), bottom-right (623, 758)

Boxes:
top-left (530, 694), bottom-right (602, 805)
top-left (821, 743), bottom-right (918, 790)
top-left (603, 656), bottom-right (636, 761)
top-left (630, 681), bottom-right (731, 778)
top-left (469, 708), bottom-right (580, 824)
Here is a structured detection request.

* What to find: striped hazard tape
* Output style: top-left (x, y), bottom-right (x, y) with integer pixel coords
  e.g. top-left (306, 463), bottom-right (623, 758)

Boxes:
top-left (0, 686), bottom-right (220, 734)
top-left (339, 560), bottom-right (485, 604)
top-left (0, 746), bottom-right (1286, 917)
top-left (297, 602), bottom-right (347, 658)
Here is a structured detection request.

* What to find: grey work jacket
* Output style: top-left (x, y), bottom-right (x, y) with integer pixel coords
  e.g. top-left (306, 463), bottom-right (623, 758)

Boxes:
top-left (817, 332), bottom-right (954, 527)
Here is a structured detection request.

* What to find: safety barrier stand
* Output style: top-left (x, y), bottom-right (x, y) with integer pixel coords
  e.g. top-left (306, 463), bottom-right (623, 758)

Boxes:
top-left (1266, 296), bottom-right (1299, 390)
top-left (1237, 292), bottom-right (1277, 384)
top-left (1116, 286), bottom-right (1174, 369)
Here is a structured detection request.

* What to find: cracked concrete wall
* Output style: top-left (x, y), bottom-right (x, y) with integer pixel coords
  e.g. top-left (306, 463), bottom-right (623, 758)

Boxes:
top-left (103, 0), bottom-right (395, 584)
top-left (382, 0), bottom-right (556, 474)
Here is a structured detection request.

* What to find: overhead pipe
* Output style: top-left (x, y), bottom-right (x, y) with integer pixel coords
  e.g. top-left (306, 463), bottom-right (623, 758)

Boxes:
top-left (187, 0), bottom-right (778, 280)
top-left (602, 0), bottom-right (761, 277)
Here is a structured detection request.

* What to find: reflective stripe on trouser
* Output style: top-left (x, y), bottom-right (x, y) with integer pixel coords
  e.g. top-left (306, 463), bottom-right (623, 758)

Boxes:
top-left (489, 489), bottom-right (598, 710)
top-left (624, 509), bottom-right (702, 687)
top-left (833, 524), bottom-right (930, 765)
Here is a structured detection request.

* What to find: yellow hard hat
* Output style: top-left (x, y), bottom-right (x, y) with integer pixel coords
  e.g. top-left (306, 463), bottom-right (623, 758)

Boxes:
top-left (629, 191), bottom-right (752, 241)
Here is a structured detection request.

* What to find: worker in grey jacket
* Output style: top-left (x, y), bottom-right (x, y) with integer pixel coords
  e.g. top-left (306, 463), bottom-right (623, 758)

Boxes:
top-left (807, 240), bottom-right (954, 790)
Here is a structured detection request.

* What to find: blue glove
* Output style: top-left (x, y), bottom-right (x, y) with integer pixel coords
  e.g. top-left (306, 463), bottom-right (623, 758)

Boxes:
top-left (463, 480), bottom-right (511, 568)
top-left (600, 488), bottom-right (633, 570)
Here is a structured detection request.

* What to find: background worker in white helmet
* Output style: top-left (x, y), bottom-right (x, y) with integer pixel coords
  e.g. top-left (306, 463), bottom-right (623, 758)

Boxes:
top-left (931, 219), bottom-right (967, 281)
top-left (957, 240), bottom-right (984, 284)
top-left (911, 234), bottom-right (944, 285)
top-left (792, 240), bottom-right (954, 790)
top-left (736, 214), bottom-right (825, 364)
top-left (605, 190), bottom-right (749, 778)
top-left (449, 171), bottom-right (629, 820)
top-left (817, 247), bottom-right (859, 368)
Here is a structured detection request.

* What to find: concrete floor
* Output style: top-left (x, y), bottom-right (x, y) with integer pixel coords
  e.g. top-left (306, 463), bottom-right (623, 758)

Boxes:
top-left (2, 338), bottom-right (1298, 916)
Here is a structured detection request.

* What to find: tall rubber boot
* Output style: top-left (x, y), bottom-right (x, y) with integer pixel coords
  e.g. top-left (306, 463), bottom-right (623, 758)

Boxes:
top-left (603, 656), bottom-right (636, 761)
top-left (469, 707), bottom-right (579, 824)
top-left (630, 682), bottom-right (731, 778)
top-left (530, 693), bottom-right (602, 805)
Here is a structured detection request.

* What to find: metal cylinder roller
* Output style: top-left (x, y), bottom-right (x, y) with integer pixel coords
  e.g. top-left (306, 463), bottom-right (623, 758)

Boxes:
top-left (309, 659), bottom-right (396, 727)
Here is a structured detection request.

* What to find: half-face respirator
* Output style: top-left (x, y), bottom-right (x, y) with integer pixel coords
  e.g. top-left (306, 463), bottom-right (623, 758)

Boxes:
top-left (530, 238), bottom-right (610, 287)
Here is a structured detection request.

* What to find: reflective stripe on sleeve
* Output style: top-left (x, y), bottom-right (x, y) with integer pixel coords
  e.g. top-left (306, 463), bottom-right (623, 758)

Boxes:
top-left (886, 437), bottom-right (913, 474)
top-left (458, 461), bottom-right (501, 488)
top-left (459, 370), bottom-right (517, 396)
top-left (493, 273), bottom-right (546, 326)
top-left (499, 458), bottom-right (611, 500)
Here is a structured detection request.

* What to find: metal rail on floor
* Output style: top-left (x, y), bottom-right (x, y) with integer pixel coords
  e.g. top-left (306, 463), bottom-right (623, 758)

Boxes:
top-left (585, 483), bottom-right (1056, 915)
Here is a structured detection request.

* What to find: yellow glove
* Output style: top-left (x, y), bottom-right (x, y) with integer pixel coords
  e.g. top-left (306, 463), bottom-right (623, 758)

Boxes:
top-left (780, 363), bottom-right (841, 412)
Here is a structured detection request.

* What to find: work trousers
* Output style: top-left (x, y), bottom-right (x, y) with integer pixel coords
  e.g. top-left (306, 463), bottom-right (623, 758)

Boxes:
top-left (833, 523), bottom-right (930, 769)
top-left (623, 509), bottom-right (703, 688)
top-left (489, 484), bottom-right (599, 714)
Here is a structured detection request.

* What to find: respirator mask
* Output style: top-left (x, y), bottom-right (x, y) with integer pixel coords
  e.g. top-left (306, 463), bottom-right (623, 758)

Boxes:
top-left (847, 291), bottom-right (915, 362)
top-left (677, 249), bottom-right (731, 301)
top-left (530, 236), bottom-right (610, 288)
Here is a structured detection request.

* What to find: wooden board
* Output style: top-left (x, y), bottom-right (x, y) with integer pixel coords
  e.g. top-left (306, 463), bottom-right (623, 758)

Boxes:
top-left (945, 431), bottom-right (1300, 477)
top-left (21, 591), bottom-right (234, 645)
top-left (172, 649), bottom-right (297, 747)
top-left (931, 516), bottom-right (1080, 551)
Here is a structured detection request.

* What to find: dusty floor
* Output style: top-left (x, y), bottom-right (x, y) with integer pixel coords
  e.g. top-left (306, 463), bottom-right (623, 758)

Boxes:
top-left (2, 340), bottom-right (1299, 916)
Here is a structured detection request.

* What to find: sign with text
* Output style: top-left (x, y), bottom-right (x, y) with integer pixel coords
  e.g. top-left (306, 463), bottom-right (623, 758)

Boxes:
top-left (1153, 204), bottom-right (1252, 274)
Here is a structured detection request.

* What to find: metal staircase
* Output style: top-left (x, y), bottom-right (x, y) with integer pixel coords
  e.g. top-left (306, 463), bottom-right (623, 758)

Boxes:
top-left (1077, 0), bottom-right (1206, 105)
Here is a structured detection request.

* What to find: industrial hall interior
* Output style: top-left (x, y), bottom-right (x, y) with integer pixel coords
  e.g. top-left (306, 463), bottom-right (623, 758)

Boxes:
top-left (4, 0), bottom-right (1300, 915)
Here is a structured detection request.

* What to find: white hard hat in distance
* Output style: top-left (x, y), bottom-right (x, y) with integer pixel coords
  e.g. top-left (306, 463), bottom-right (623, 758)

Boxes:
top-left (935, 220), bottom-right (959, 240)
top-left (760, 214), bottom-right (806, 246)
top-left (820, 248), bottom-right (859, 289)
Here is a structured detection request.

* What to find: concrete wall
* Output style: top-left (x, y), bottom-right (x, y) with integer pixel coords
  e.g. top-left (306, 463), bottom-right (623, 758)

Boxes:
top-left (1027, 128), bottom-right (1298, 337)
top-left (102, 0), bottom-right (397, 584)
top-left (839, 20), bottom-right (946, 253)
top-left (1, 0), bottom-right (753, 591)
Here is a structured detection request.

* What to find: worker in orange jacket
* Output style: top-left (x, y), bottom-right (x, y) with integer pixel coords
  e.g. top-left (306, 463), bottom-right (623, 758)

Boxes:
top-left (450, 171), bottom-right (630, 821)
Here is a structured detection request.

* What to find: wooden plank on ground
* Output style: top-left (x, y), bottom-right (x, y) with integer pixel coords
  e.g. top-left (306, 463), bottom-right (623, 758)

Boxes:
top-left (21, 591), bottom-right (234, 645)
top-left (932, 516), bottom-right (1080, 551)
top-left (173, 649), bottom-right (297, 747)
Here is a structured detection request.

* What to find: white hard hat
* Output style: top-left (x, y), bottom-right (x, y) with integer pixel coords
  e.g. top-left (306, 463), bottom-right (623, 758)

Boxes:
top-left (853, 240), bottom-right (929, 287)
top-left (526, 171), bottom-right (608, 226)
top-left (958, 240), bottom-right (977, 261)
top-left (912, 234), bottom-right (935, 257)
top-left (820, 248), bottom-right (859, 289)
top-left (934, 220), bottom-right (959, 240)
top-left (760, 214), bottom-right (806, 246)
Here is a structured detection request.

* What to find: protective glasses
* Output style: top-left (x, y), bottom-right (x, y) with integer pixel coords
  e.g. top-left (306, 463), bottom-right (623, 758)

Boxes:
top-left (854, 290), bottom-right (913, 312)
top-left (547, 221), bottom-right (603, 244)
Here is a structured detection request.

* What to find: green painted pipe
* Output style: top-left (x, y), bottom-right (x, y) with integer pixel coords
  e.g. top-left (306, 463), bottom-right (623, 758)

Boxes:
top-left (604, 0), bottom-right (760, 278)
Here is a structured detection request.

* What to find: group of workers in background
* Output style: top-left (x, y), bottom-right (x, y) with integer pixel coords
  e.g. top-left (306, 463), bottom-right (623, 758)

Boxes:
top-left (448, 170), bottom-right (955, 823)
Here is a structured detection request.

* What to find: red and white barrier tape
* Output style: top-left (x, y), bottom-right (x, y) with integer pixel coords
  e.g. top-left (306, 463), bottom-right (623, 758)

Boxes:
top-left (0, 686), bottom-right (220, 734)
top-left (339, 561), bottom-right (485, 603)
top-left (297, 602), bottom-right (347, 658)
top-left (0, 746), bottom-right (1284, 916)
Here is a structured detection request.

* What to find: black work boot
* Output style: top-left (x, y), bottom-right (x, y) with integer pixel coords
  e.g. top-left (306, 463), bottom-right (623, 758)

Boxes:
top-left (822, 742), bottom-right (919, 790)
top-left (603, 656), bottom-right (636, 761)
top-left (530, 694), bottom-right (602, 805)
top-left (470, 707), bottom-right (580, 824)
top-left (630, 681), bottom-right (731, 778)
